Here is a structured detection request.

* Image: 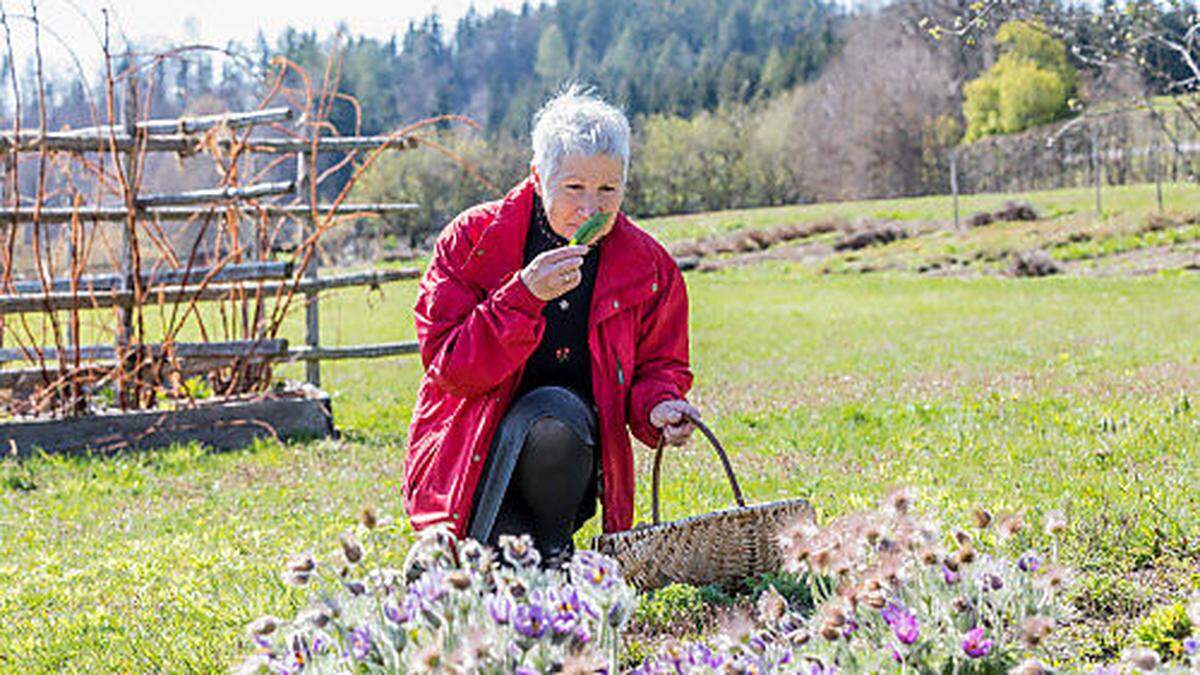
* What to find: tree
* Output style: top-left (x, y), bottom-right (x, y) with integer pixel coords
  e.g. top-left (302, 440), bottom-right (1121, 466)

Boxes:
top-left (962, 20), bottom-right (1079, 141)
top-left (534, 24), bottom-right (570, 85)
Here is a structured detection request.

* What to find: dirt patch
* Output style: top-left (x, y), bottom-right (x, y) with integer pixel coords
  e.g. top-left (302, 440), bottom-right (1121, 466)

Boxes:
top-left (833, 220), bottom-right (909, 251)
top-left (668, 220), bottom-right (842, 260)
top-left (1139, 211), bottom-right (1200, 234)
top-left (967, 200), bottom-right (1041, 228)
top-left (1010, 249), bottom-right (1062, 277)
top-left (1064, 243), bottom-right (1200, 277)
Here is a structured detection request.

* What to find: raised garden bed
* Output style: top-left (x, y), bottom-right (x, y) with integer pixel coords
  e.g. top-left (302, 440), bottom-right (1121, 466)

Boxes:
top-left (3, 385), bottom-right (334, 457)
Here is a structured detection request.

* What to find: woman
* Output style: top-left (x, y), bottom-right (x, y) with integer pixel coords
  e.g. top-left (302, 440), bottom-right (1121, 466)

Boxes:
top-left (403, 86), bottom-right (698, 565)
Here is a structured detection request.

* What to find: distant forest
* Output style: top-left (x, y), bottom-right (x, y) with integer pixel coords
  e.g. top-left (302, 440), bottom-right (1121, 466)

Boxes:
top-left (0, 0), bottom-right (840, 137)
top-left (1, 0), bottom-right (1196, 253)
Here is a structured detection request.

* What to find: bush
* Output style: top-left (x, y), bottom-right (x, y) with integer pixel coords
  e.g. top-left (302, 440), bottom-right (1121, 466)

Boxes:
top-left (633, 583), bottom-right (706, 634)
top-left (1134, 602), bottom-right (1194, 662)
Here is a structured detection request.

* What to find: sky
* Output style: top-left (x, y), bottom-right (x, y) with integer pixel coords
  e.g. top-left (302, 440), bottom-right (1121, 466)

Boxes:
top-left (4, 0), bottom-right (533, 79)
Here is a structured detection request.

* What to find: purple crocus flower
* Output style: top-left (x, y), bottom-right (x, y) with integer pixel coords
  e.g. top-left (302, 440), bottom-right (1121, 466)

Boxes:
top-left (842, 619), bottom-right (859, 638)
top-left (811, 663), bottom-right (838, 674)
top-left (407, 569), bottom-right (448, 612)
top-left (570, 550), bottom-right (619, 590)
top-left (514, 603), bottom-right (549, 639)
top-left (1018, 550), bottom-right (1042, 573)
top-left (349, 625), bottom-right (372, 661)
top-left (548, 586), bottom-right (582, 634)
top-left (1183, 636), bottom-right (1199, 655)
top-left (961, 626), bottom-right (994, 658)
top-left (551, 612), bottom-right (576, 636)
top-left (515, 667), bottom-right (539, 675)
top-left (487, 594), bottom-right (513, 625)
top-left (572, 625), bottom-right (592, 647)
top-left (881, 602), bottom-right (920, 645)
top-left (943, 564), bottom-right (960, 585)
top-left (499, 535), bottom-right (541, 568)
top-left (690, 643), bottom-right (725, 669)
top-left (383, 599), bottom-right (408, 625)
top-left (252, 634), bottom-right (274, 654)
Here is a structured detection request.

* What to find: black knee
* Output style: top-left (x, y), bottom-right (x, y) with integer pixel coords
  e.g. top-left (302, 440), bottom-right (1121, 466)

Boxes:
top-left (524, 417), bottom-right (588, 467)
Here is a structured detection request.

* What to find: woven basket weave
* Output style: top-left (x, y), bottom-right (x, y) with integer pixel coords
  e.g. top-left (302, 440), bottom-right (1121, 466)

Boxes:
top-left (594, 413), bottom-right (813, 590)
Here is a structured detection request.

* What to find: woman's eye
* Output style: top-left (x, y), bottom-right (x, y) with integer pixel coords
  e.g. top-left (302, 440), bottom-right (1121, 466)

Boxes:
top-left (600, 185), bottom-right (616, 193)
top-left (565, 183), bottom-right (584, 191)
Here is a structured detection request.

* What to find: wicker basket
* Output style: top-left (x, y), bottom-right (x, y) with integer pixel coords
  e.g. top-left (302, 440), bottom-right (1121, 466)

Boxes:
top-left (594, 413), bottom-right (813, 590)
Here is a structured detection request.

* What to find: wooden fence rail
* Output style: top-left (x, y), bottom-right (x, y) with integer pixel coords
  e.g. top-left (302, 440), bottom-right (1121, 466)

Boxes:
top-left (0, 202), bottom-right (419, 224)
top-left (0, 339), bottom-right (289, 365)
top-left (7, 261), bottom-right (295, 295)
top-left (0, 133), bottom-right (420, 155)
top-left (0, 268), bottom-right (421, 314)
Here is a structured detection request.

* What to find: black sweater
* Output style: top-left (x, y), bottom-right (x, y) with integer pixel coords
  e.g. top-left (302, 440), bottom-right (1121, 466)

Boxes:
top-left (513, 194), bottom-right (600, 406)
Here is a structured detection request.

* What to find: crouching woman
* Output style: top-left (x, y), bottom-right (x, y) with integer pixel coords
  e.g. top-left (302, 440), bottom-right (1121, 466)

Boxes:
top-left (403, 86), bottom-right (698, 565)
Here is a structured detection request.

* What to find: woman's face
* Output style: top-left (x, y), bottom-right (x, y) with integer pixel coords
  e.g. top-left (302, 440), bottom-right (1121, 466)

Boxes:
top-left (534, 153), bottom-right (625, 242)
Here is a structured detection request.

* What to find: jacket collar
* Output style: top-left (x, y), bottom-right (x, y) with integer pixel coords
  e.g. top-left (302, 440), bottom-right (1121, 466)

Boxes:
top-left (462, 175), bottom-right (657, 324)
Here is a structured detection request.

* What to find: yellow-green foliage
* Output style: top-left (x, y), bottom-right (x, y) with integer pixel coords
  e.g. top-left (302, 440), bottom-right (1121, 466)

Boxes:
top-left (963, 20), bottom-right (1080, 141)
top-left (1134, 603), bottom-right (1194, 661)
top-left (634, 583), bottom-right (706, 633)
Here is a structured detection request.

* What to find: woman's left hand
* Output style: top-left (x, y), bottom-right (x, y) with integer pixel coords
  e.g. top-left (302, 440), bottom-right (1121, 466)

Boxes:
top-left (649, 399), bottom-right (700, 446)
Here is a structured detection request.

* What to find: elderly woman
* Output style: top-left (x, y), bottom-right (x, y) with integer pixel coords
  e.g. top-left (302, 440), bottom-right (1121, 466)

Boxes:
top-left (403, 87), bottom-right (698, 565)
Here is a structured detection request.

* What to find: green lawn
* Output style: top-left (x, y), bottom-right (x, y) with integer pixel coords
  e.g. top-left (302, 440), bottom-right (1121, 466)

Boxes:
top-left (2, 186), bottom-right (1199, 671)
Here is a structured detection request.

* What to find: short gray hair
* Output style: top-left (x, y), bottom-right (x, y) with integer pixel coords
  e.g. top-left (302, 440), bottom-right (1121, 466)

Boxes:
top-left (531, 84), bottom-right (631, 186)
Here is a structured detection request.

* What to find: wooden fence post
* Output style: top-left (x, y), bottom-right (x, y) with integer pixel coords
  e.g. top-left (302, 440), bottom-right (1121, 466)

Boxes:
top-left (296, 148), bottom-right (321, 388)
top-left (0, 154), bottom-right (10, 366)
top-left (949, 149), bottom-right (960, 230)
top-left (1152, 136), bottom-right (1163, 213)
top-left (118, 75), bottom-right (139, 408)
top-left (1090, 130), bottom-right (1102, 215)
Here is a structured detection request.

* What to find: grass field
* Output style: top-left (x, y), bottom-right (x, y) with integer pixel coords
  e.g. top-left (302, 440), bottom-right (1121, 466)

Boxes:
top-left (1, 183), bottom-right (1199, 671)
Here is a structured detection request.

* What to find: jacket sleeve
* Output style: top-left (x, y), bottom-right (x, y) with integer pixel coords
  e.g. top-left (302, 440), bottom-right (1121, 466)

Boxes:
top-left (414, 223), bottom-right (546, 399)
top-left (628, 258), bottom-right (694, 448)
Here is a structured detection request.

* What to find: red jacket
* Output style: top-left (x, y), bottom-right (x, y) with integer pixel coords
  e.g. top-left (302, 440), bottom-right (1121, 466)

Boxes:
top-left (404, 177), bottom-right (693, 536)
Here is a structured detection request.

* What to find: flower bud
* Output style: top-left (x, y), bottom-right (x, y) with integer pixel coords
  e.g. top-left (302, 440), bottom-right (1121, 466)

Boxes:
top-left (970, 508), bottom-right (993, 529)
top-left (1043, 510), bottom-right (1067, 536)
top-left (955, 545), bottom-right (977, 566)
top-left (358, 504), bottom-right (379, 530)
top-left (1020, 616), bottom-right (1053, 648)
top-left (953, 529), bottom-right (973, 547)
top-left (340, 532), bottom-right (363, 564)
top-left (247, 615), bottom-right (279, 637)
top-left (1127, 647), bottom-right (1159, 672)
top-left (286, 551), bottom-right (316, 574)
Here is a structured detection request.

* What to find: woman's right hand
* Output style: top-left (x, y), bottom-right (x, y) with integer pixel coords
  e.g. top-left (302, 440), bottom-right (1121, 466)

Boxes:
top-left (520, 245), bottom-right (588, 301)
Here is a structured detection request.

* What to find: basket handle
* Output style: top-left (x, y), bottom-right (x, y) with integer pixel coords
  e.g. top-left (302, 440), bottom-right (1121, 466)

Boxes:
top-left (651, 410), bottom-right (746, 525)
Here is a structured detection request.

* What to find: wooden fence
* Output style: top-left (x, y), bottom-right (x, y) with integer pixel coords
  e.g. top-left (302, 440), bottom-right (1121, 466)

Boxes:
top-left (0, 78), bottom-right (426, 413)
top-left (946, 108), bottom-right (1200, 225)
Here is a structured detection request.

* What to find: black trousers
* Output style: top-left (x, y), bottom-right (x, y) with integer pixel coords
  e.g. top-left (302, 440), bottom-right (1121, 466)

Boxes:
top-left (466, 386), bottom-right (598, 561)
